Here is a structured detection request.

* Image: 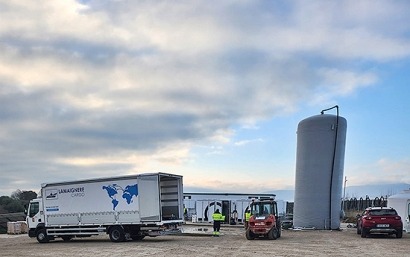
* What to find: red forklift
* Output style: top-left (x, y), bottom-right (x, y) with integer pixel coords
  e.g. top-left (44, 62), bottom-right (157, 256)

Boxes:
top-left (246, 198), bottom-right (281, 240)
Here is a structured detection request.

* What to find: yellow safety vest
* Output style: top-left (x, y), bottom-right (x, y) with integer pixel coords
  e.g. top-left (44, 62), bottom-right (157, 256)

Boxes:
top-left (212, 212), bottom-right (225, 221)
top-left (245, 212), bottom-right (251, 221)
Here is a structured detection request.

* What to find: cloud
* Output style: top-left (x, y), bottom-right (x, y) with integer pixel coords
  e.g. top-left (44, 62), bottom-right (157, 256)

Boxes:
top-left (310, 68), bottom-right (378, 105)
top-left (346, 158), bottom-right (410, 186)
top-left (185, 177), bottom-right (294, 193)
top-left (0, 1), bottom-right (410, 195)
top-left (234, 138), bottom-right (264, 146)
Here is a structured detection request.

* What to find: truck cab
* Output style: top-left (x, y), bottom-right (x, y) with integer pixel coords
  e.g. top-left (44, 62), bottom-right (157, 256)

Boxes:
top-left (26, 198), bottom-right (45, 239)
top-left (246, 198), bottom-right (281, 240)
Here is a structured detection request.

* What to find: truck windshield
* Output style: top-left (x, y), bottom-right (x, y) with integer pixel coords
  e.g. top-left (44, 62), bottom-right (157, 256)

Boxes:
top-left (28, 202), bottom-right (39, 218)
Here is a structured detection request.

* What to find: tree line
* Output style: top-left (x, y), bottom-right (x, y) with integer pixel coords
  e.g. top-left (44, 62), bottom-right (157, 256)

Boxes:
top-left (0, 190), bottom-right (37, 214)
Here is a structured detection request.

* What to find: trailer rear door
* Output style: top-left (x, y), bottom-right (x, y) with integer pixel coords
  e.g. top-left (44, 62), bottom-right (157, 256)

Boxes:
top-left (138, 175), bottom-right (161, 222)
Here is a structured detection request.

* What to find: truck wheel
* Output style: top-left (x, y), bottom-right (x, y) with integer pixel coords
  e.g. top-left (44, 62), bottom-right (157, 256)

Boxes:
top-left (268, 228), bottom-right (278, 240)
top-left (36, 228), bottom-right (49, 243)
top-left (360, 228), bottom-right (367, 238)
top-left (109, 226), bottom-right (125, 242)
top-left (396, 230), bottom-right (403, 239)
top-left (245, 229), bottom-right (255, 240)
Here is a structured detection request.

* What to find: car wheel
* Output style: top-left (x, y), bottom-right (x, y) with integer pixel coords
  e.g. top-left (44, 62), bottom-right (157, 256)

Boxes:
top-left (396, 230), bottom-right (403, 239)
top-left (361, 228), bottom-right (367, 238)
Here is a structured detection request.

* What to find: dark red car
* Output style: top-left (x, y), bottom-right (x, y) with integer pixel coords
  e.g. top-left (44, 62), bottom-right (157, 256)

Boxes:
top-left (357, 207), bottom-right (403, 238)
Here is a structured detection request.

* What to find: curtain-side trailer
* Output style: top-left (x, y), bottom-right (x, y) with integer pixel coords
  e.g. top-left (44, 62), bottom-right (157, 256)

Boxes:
top-left (26, 172), bottom-right (183, 243)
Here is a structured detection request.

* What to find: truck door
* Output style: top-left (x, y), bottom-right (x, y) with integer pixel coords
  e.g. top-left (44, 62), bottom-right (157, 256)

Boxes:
top-left (138, 175), bottom-right (161, 222)
top-left (27, 200), bottom-right (43, 230)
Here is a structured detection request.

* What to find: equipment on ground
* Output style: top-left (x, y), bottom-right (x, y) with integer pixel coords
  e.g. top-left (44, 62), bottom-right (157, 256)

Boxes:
top-left (245, 198), bottom-right (281, 240)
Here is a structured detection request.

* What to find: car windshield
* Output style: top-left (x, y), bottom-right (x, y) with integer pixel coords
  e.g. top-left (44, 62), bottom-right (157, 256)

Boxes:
top-left (369, 209), bottom-right (397, 216)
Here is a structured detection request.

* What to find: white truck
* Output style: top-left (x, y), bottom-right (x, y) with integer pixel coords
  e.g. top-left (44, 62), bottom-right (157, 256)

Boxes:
top-left (26, 172), bottom-right (184, 243)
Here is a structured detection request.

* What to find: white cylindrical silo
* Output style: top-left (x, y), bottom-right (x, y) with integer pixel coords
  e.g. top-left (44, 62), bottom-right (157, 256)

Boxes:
top-left (293, 113), bottom-right (347, 230)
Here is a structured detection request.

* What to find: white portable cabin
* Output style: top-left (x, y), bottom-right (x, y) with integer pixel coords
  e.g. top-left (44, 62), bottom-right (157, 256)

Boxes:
top-left (183, 193), bottom-right (280, 223)
top-left (387, 190), bottom-right (410, 232)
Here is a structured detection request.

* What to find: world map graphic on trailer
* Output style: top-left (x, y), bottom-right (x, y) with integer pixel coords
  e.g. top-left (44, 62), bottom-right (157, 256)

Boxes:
top-left (102, 184), bottom-right (138, 210)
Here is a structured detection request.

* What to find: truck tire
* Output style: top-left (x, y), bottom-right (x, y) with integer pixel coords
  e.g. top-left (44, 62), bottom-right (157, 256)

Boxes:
top-left (36, 228), bottom-right (49, 243)
top-left (268, 228), bottom-right (278, 240)
top-left (245, 229), bottom-right (255, 240)
top-left (109, 226), bottom-right (125, 242)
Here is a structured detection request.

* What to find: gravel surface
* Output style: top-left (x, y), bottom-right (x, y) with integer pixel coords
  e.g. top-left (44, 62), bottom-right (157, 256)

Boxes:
top-left (1, 225), bottom-right (409, 257)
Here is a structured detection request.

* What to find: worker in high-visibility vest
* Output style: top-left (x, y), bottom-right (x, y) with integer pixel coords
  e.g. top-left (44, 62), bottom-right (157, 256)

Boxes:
top-left (183, 206), bottom-right (188, 221)
top-left (212, 209), bottom-right (225, 236)
top-left (244, 209), bottom-right (251, 229)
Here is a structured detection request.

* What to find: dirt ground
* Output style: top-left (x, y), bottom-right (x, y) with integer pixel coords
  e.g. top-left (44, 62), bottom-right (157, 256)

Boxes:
top-left (1, 224), bottom-right (409, 257)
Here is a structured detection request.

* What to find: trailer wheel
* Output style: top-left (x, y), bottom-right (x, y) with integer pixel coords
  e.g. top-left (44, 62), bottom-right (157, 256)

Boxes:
top-left (268, 228), bottom-right (278, 240)
top-left (36, 228), bottom-right (49, 243)
top-left (109, 226), bottom-right (125, 242)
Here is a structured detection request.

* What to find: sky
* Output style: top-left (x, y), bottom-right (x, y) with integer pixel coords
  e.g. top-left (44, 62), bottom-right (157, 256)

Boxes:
top-left (1, 0), bottom-right (409, 197)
